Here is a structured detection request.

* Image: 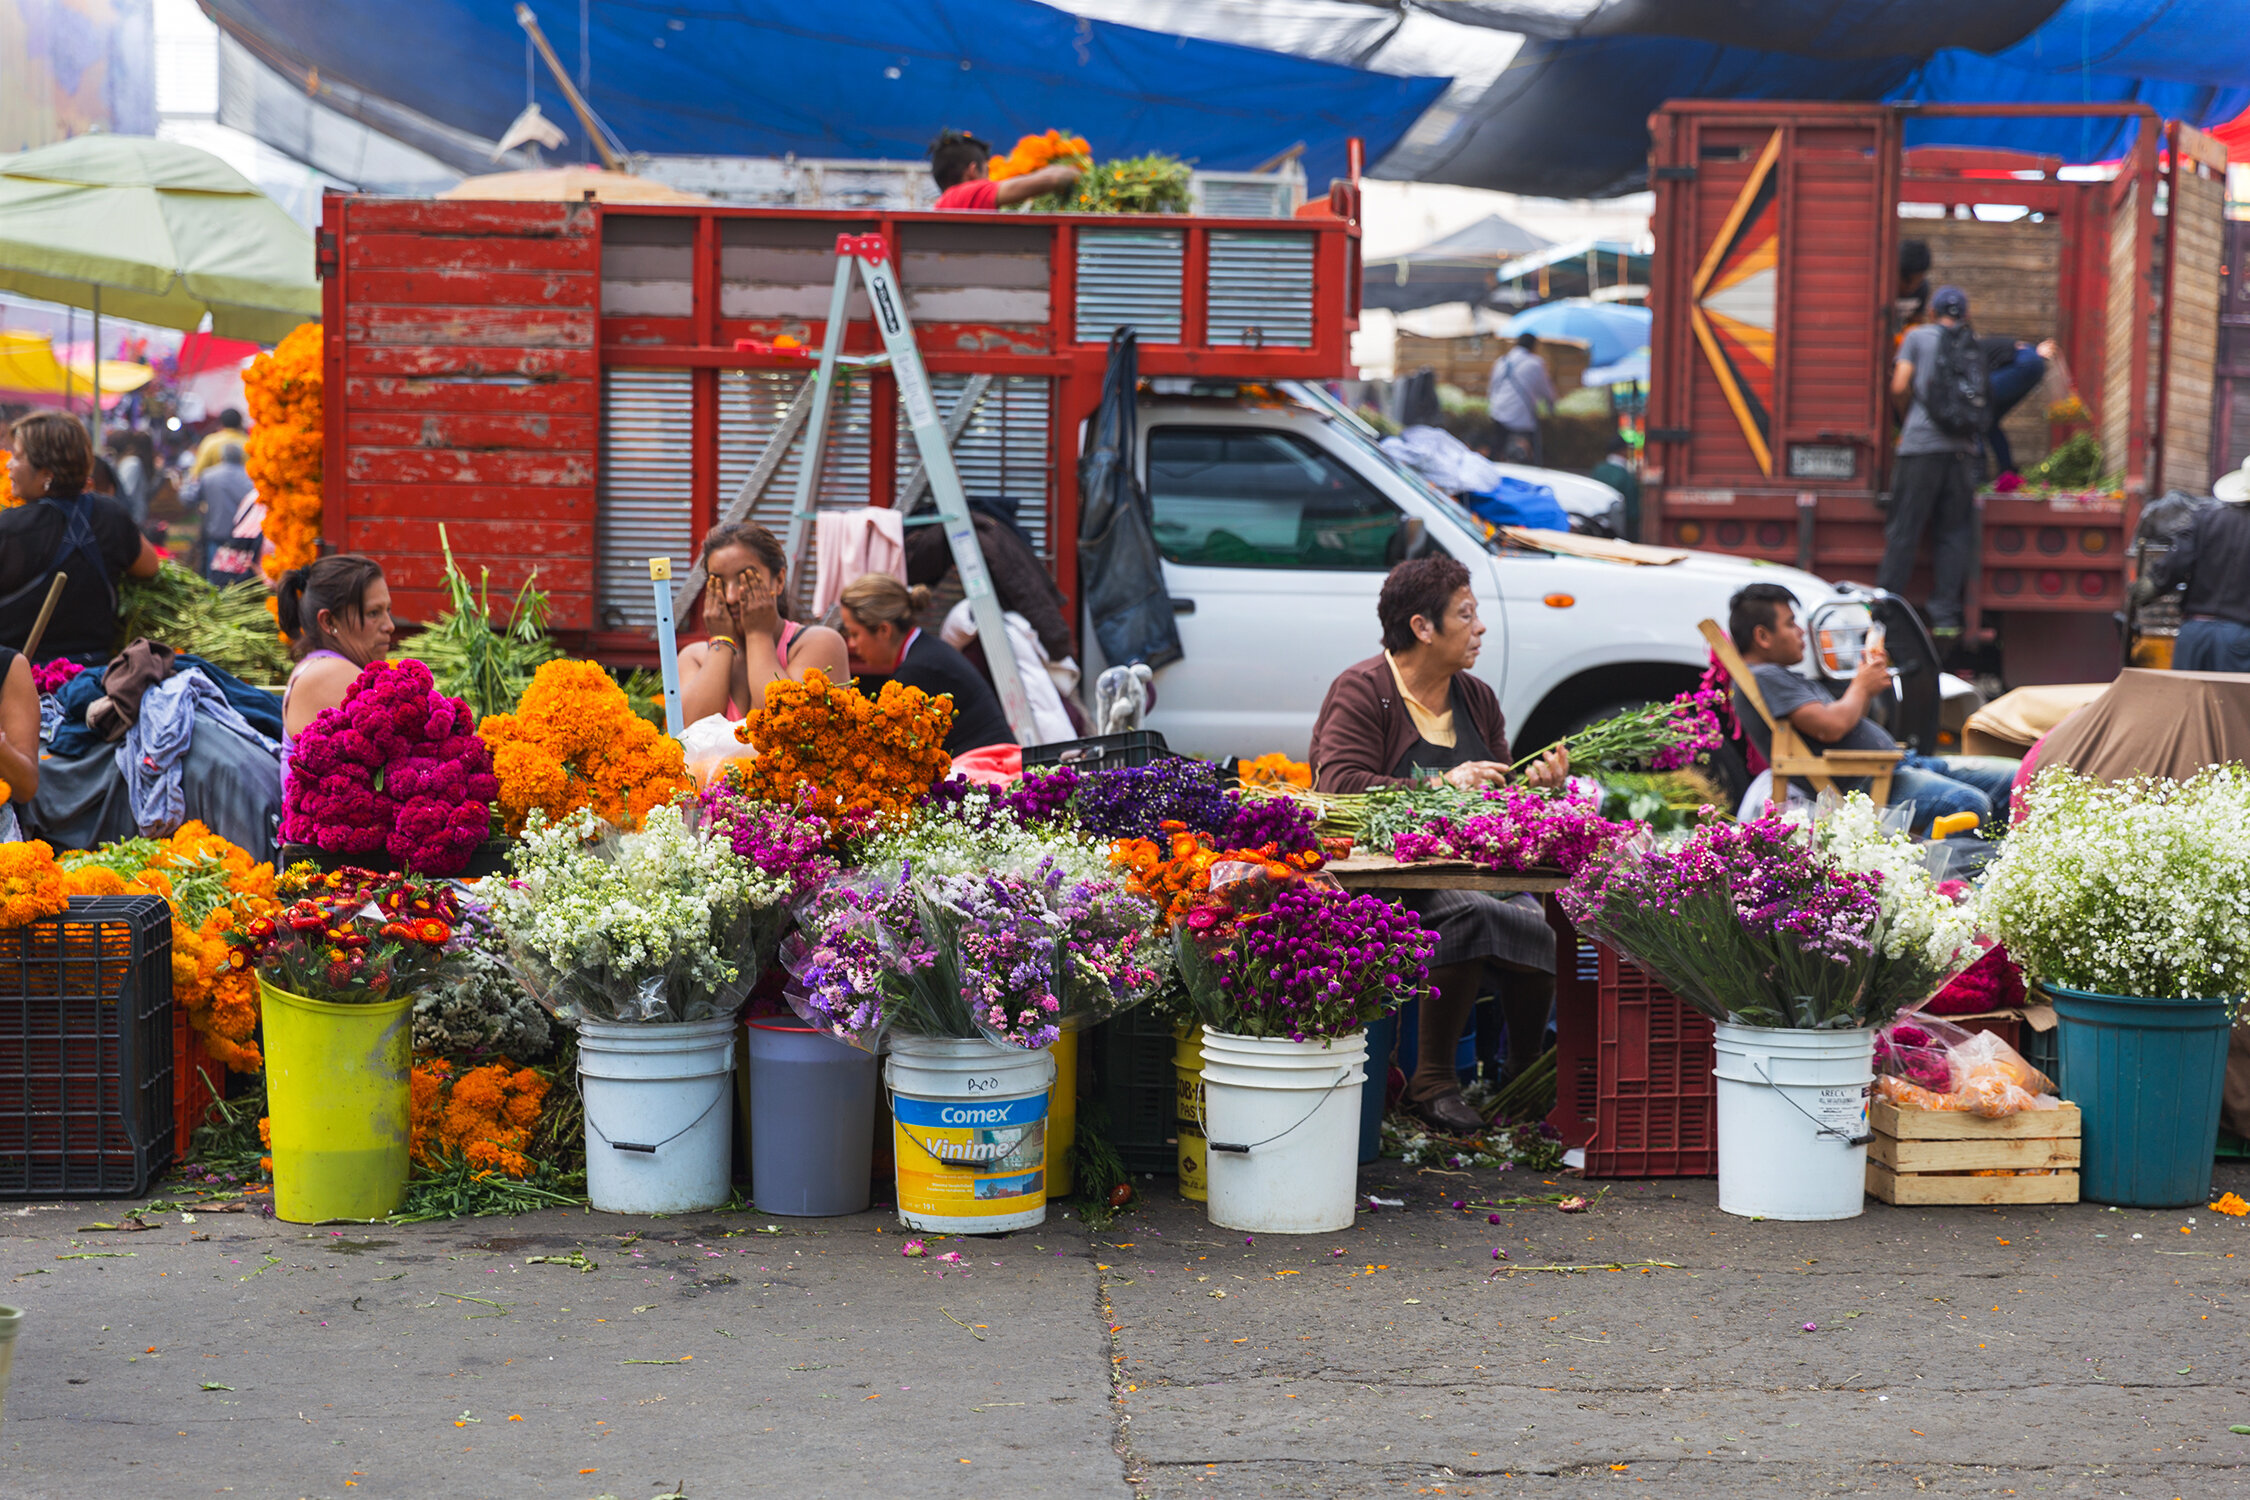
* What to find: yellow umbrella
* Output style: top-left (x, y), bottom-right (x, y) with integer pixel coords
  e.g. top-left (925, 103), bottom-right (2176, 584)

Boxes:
top-left (0, 329), bottom-right (154, 406)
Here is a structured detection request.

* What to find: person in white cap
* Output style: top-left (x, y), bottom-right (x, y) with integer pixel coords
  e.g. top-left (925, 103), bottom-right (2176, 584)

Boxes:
top-left (2152, 460), bottom-right (2250, 672)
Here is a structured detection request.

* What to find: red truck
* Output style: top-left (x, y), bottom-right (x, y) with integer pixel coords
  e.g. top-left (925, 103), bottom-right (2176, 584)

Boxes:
top-left (1643, 100), bottom-right (2227, 685)
top-left (316, 184), bottom-right (1362, 658)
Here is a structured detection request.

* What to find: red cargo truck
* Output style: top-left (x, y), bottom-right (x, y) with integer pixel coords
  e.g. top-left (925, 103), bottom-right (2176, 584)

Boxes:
top-left (1643, 101), bottom-right (2226, 685)
top-left (317, 184), bottom-right (1362, 659)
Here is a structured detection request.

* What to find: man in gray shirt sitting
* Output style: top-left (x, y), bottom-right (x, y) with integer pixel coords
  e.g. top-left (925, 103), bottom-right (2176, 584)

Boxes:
top-left (1727, 583), bottom-right (2019, 830)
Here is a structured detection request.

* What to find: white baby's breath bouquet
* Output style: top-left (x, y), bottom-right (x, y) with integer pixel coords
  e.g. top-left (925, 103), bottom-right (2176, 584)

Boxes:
top-left (1796, 792), bottom-right (1985, 1018)
top-left (494, 802), bottom-right (794, 1024)
top-left (1979, 766), bottom-right (2250, 1005)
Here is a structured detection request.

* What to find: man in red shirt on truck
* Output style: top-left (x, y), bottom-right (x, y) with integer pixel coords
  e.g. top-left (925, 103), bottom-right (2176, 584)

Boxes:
top-left (929, 130), bottom-right (1081, 210)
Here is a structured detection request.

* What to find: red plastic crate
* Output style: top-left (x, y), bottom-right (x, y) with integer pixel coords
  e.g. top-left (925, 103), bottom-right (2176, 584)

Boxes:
top-left (173, 1008), bottom-right (224, 1151)
top-left (1584, 945), bottom-right (1717, 1178)
top-left (1545, 899), bottom-right (1601, 1149)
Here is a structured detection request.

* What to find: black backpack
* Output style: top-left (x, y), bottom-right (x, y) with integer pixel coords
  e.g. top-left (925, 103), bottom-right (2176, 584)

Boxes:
top-left (1922, 322), bottom-right (1991, 439)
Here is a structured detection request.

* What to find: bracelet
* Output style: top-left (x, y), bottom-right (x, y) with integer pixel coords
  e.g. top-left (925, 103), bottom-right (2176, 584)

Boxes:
top-left (708, 635), bottom-right (739, 654)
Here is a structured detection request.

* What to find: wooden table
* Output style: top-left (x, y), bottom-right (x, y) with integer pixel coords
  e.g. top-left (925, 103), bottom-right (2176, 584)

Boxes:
top-left (1324, 852), bottom-right (1567, 894)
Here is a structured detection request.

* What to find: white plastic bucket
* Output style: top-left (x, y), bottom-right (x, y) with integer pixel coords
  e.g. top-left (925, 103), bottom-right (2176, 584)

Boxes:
top-left (1199, 1027), bottom-right (1367, 1235)
top-left (578, 1016), bottom-right (738, 1215)
top-left (1711, 1023), bottom-right (1875, 1221)
top-left (884, 1036), bottom-right (1056, 1233)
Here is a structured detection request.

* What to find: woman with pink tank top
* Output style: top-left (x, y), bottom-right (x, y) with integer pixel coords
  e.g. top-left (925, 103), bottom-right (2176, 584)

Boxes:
top-left (277, 555), bottom-right (396, 767)
top-left (677, 521), bottom-right (849, 723)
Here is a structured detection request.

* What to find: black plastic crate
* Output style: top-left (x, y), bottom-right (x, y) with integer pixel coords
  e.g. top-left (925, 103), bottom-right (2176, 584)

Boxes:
top-left (1087, 1007), bottom-right (1180, 1176)
top-left (0, 895), bottom-right (176, 1198)
top-left (1023, 730), bottom-right (1176, 774)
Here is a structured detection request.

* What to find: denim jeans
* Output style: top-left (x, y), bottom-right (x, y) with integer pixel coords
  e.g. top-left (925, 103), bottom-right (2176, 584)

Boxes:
top-left (1888, 752), bottom-right (2022, 831)
top-left (2173, 617), bottom-right (2250, 673)
top-left (1984, 348), bottom-right (2047, 476)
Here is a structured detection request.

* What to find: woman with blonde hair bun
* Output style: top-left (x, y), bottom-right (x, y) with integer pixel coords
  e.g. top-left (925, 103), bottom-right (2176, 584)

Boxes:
top-left (837, 573), bottom-right (1015, 755)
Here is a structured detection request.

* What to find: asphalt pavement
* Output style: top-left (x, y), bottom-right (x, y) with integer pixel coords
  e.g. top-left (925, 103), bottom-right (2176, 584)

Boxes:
top-left (4, 1157), bottom-right (2250, 1499)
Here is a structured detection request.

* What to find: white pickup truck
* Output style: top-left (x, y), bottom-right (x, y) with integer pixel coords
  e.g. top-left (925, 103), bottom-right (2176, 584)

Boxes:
top-left (1083, 381), bottom-right (1847, 767)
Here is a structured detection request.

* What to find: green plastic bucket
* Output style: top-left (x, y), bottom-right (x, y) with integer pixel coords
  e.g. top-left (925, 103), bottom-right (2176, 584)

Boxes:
top-left (2043, 982), bottom-right (2234, 1208)
top-left (263, 981), bottom-right (413, 1223)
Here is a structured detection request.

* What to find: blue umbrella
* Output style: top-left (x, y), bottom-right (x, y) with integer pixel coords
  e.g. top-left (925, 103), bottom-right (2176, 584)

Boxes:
top-left (1580, 345), bottom-right (1651, 388)
top-left (1503, 300), bottom-right (1652, 366)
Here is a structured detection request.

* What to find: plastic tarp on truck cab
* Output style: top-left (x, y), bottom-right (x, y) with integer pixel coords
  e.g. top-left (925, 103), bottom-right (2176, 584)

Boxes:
top-left (199, 0), bottom-right (1445, 194)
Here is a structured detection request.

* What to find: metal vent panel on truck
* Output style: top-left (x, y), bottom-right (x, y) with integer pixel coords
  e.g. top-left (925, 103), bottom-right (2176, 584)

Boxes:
top-left (892, 375), bottom-right (1055, 561)
top-left (1206, 232), bottom-right (1315, 349)
top-left (1075, 229), bottom-right (1184, 343)
top-left (718, 370), bottom-right (877, 614)
top-left (599, 368), bottom-right (695, 632)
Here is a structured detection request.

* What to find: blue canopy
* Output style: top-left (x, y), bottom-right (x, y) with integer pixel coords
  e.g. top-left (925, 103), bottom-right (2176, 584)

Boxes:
top-left (203, 0), bottom-right (1447, 192)
top-left (1503, 300), bottom-right (1651, 366)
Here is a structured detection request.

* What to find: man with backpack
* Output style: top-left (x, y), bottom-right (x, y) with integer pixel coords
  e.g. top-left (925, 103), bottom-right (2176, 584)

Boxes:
top-left (1880, 284), bottom-right (1985, 637)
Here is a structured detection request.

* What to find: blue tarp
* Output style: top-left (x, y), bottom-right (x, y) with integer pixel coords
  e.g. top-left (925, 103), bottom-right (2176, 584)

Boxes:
top-left (202, 0), bottom-right (1446, 192)
top-left (1379, 0), bottom-right (2250, 197)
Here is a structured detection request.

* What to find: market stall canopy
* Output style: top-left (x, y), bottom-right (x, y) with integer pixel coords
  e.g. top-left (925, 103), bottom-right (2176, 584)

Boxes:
top-left (438, 166), bottom-right (710, 204)
top-left (1050, 0), bottom-right (2250, 197)
top-left (0, 330), bottom-right (153, 409)
top-left (0, 136), bottom-right (319, 344)
top-left (1503, 299), bottom-right (1651, 366)
top-left (1363, 214), bottom-right (1549, 314)
top-left (199, 0), bottom-right (1446, 196)
top-left (2034, 669), bottom-right (2250, 784)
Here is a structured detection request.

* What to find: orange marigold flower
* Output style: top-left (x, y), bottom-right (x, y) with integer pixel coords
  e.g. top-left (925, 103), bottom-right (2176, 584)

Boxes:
top-left (0, 841), bottom-right (70, 929)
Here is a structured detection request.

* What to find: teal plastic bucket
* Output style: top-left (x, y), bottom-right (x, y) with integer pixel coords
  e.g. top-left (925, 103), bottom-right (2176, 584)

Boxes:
top-left (2043, 983), bottom-right (2234, 1208)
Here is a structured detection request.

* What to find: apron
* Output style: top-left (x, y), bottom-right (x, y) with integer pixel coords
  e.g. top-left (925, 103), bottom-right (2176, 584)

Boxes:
top-left (1386, 678), bottom-right (1555, 975)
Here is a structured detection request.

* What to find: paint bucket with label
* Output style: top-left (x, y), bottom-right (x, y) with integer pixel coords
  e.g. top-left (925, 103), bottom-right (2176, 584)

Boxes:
top-left (885, 1035), bottom-right (1056, 1232)
top-left (1711, 1023), bottom-right (1874, 1221)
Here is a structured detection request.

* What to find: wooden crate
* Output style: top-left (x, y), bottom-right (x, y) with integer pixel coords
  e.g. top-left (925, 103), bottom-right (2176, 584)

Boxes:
top-left (1866, 1099), bottom-right (2081, 1206)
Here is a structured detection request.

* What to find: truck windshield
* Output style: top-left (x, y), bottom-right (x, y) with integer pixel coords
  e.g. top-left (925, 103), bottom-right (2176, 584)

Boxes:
top-left (1299, 398), bottom-right (1499, 556)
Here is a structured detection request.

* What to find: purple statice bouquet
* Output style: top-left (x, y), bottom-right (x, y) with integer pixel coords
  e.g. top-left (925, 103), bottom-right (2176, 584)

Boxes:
top-left (1390, 787), bottom-right (1628, 878)
top-left (1560, 815), bottom-right (1889, 1029)
top-left (1217, 792), bottom-right (1322, 858)
top-left (919, 767), bottom-right (1083, 833)
top-left (1069, 759), bottom-right (1238, 841)
top-left (1175, 876), bottom-right (1435, 1043)
top-left (783, 856), bottom-right (1166, 1051)
top-left (697, 771), bottom-right (837, 904)
top-left (280, 658), bottom-right (498, 876)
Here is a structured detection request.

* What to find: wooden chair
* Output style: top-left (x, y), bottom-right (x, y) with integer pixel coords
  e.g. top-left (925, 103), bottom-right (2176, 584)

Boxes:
top-left (1698, 619), bottom-right (1899, 809)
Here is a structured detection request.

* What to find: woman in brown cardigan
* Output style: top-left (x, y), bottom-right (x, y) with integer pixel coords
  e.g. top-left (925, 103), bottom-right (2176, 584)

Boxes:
top-left (1308, 554), bottom-right (1568, 1134)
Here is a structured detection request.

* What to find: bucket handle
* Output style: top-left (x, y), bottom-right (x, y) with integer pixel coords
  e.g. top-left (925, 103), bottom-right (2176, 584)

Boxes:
top-left (586, 1084), bottom-right (729, 1156)
top-left (1198, 1070), bottom-right (1357, 1156)
top-left (1751, 1056), bottom-right (1872, 1147)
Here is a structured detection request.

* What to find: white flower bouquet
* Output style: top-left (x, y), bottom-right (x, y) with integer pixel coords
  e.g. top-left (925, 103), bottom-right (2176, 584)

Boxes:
top-left (1978, 766), bottom-right (2250, 1004)
top-left (493, 802), bottom-right (796, 1024)
top-left (1796, 793), bottom-right (1986, 1021)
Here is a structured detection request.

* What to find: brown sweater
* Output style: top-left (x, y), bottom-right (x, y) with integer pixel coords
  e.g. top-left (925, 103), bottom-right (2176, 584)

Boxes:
top-left (1308, 653), bottom-right (1511, 793)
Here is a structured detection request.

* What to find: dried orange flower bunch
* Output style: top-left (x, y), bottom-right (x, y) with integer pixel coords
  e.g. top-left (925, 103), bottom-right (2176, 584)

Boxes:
top-left (244, 322), bottom-right (324, 580)
top-left (986, 129), bottom-right (1092, 182)
top-left (734, 668), bottom-right (953, 819)
top-left (0, 840), bottom-right (70, 929)
top-left (60, 824), bottom-right (278, 1072)
top-left (479, 658), bottom-right (689, 835)
top-left (410, 1058), bottom-right (550, 1178)
top-left (1236, 752), bottom-right (1311, 789)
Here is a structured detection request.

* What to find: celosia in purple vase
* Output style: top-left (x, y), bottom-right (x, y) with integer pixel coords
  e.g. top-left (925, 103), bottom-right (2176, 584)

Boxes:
top-left (281, 658), bottom-right (499, 876)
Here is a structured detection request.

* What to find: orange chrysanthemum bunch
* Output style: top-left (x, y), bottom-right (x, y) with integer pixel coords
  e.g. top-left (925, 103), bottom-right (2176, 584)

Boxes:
top-left (986, 128), bottom-right (1092, 182)
top-left (1237, 752), bottom-right (1311, 790)
top-left (734, 668), bottom-right (953, 819)
top-left (479, 658), bottom-right (690, 835)
top-left (244, 322), bottom-right (324, 582)
top-left (60, 823), bottom-right (278, 1072)
top-left (410, 1057), bottom-right (550, 1179)
top-left (0, 840), bottom-right (70, 929)
top-left (0, 459), bottom-right (17, 510)
top-left (1110, 822), bottom-right (1322, 929)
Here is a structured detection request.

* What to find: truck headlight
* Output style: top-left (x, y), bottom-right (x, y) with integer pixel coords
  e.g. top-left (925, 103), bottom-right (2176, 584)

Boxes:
top-left (1806, 598), bottom-right (1875, 676)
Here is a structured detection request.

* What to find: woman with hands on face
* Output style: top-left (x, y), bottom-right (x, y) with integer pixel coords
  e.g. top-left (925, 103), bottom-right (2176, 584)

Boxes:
top-left (677, 522), bottom-right (850, 724)
top-left (1307, 554), bottom-right (1568, 1135)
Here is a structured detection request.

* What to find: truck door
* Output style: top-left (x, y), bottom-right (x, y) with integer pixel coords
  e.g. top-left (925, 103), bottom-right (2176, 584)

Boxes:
top-left (1133, 416), bottom-right (1491, 760)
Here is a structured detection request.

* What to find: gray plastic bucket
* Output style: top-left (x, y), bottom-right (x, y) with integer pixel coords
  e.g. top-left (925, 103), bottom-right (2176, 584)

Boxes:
top-left (747, 1017), bottom-right (877, 1217)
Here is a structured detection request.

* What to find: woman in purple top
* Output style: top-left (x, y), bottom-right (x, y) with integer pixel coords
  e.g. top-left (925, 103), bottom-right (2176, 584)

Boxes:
top-left (278, 554), bottom-right (396, 746)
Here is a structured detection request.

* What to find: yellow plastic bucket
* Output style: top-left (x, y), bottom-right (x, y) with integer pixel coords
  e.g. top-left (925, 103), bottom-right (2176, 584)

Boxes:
top-left (262, 980), bottom-right (413, 1223)
top-left (885, 1036), bottom-right (1054, 1233)
top-left (1174, 1027), bottom-right (1207, 1203)
top-left (1048, 1026), bottom-right (1078, 1199)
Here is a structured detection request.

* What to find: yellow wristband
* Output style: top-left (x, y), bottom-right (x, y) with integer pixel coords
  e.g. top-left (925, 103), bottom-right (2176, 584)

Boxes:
top-left (709, 635), bottom-right (739, 653)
